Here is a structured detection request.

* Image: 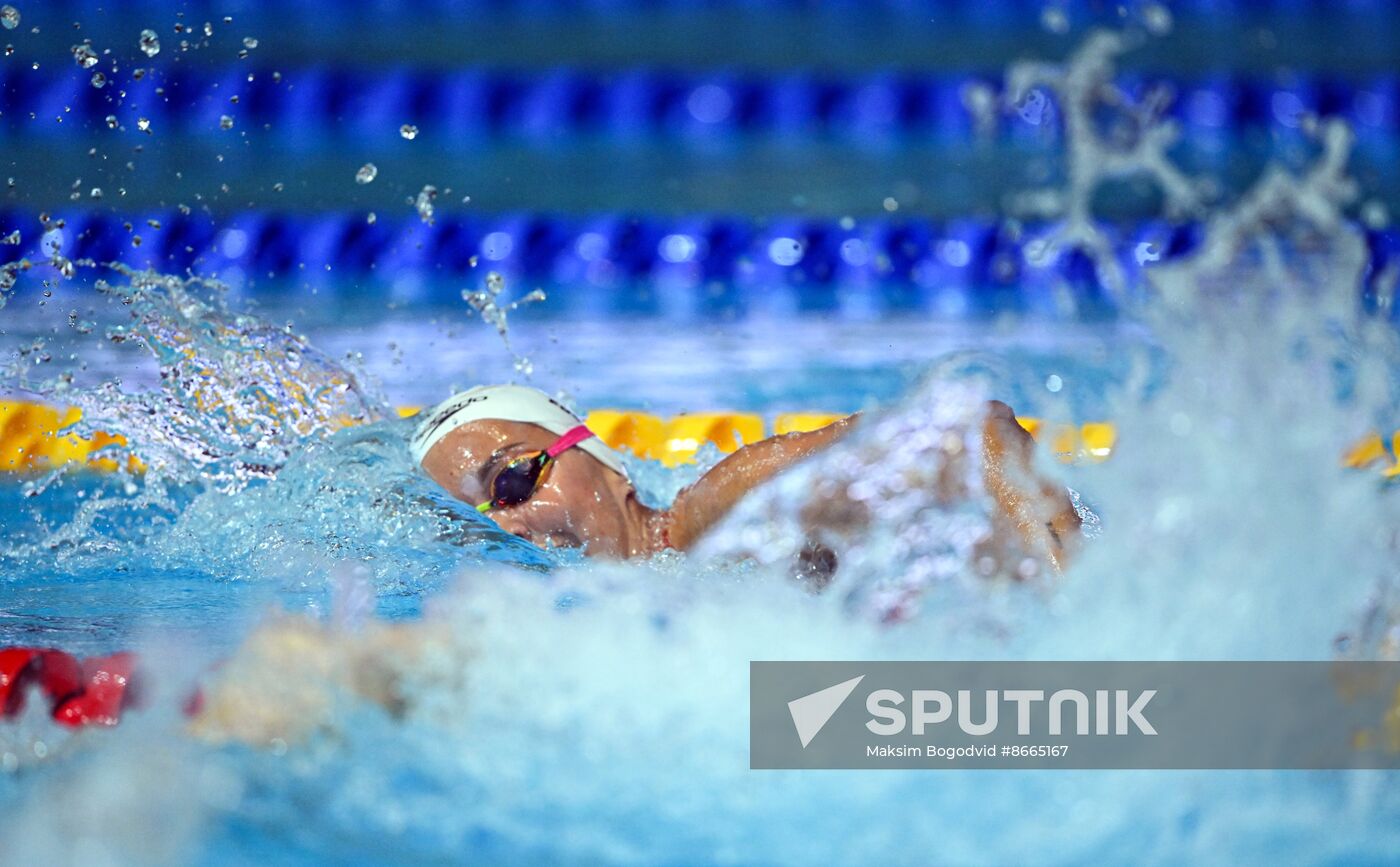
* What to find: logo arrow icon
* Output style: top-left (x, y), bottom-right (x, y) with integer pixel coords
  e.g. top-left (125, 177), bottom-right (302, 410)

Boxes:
top-left (788, 675), bottom-right (865, 748)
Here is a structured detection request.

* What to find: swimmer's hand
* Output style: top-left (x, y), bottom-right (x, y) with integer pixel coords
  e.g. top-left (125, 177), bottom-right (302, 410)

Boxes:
top-left (661, 414), bottom-right (860, 551)
top-left (187, 616), bottom-right (454, 746)
top-left (980, 400), bottom-right (1082, 572)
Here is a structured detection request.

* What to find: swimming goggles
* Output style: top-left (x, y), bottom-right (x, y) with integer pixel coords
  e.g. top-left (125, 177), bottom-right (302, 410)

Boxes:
top-left (476, 424), bottom-right (597, 513)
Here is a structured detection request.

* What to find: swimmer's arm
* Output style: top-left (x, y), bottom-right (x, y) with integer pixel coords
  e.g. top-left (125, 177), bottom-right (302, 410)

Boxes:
top-left (663, 414), bottom-right (859, 551)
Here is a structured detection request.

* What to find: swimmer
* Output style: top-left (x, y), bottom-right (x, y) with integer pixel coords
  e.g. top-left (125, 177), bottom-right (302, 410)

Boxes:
top-left (109, 385), bottom-right (1086, 745)
top-left (412, 384), bottom-right (1082, 582)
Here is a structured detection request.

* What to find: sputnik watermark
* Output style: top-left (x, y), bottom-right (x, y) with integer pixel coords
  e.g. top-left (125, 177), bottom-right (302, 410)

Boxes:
top-left (788, 680), bottom-right (1156, 749)
top-left (864, 688), bottom-right (1156, 737)
top-left (751, 661), bottom-right (1400, 769)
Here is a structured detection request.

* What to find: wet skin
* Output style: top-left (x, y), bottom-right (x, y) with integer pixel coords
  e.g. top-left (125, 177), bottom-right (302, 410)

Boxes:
top-left (419, 419), bottom-right (665, 558)
top-left (190, 406), bottom-right (1082, 745)
top-left (420, 404), bottom-right (1079, 569)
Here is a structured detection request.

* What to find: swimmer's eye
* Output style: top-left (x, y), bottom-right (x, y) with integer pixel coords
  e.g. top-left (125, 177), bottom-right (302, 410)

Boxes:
top-left (475, 425), bottom-right (595, 514)
top-left (478, 451), bottom-right (550, 513)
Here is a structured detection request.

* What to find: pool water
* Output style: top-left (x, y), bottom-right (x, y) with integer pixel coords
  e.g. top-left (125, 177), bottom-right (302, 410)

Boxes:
top-left (0, 302), bottom-right (1136, 650)
top-left (3, 255), bottom-right (1400, 865)
top-left (5, 18), bottom-right (1400, 867)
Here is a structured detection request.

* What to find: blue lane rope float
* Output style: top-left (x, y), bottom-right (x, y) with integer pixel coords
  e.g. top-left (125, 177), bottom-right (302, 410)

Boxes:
top-left (20, 0), bottom-right (1400, 27)
top-left (2, 210), bottom-right (1398, 314)
top-left (1, 65), bottom-right (1397, 145)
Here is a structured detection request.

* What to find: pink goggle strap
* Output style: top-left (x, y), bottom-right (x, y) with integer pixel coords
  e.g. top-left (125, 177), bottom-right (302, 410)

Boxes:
top-left (545, 424), bottom-right (596, 460)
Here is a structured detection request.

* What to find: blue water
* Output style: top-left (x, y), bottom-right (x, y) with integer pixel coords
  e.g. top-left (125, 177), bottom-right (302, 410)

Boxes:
top-left (0, 308), bottom-right (1134, 649)
top-left (3, 281), bottom-right (1399, 864)
top-left (4, 6), bottom-right (1400, 862)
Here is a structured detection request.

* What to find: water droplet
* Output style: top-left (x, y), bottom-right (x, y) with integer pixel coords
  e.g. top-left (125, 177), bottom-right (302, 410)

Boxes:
top-left (1361, 200), bottom-right (1390, 230)
top-left (1141, 2), bottom-right (1173, 35)
top-left (1040, 6), bottom-right (1069, 34)
top-left (399, 123), bottom-right (418, 140)
top-left (203, 21), bottom-right (213, 37)
top-left (0, 6), bottom-right (18, 31)
top-left (89, 187), bottom-right (101, 199)
top-left (242, 36), bottom-right (257, 49)
top-left (366, 212), bottom-right (376, 225)
top-left (1045, 374), bottom-right (1063, 393)
top-left (354, 163), bottom-right (377, 185)
top-left (71, 42), bottom-right (98, 69)
top-left (414, 184), bottom-right (437, 225)
top-left (138, 28), bottom-right (160, 57)
top-left (89, 71), bottom-right (105, 88)
top-left (219, 114), bottom-right (234, 130)
top-left (104, 114), bottom-right (118, 129)
top-left (136, 117), bottom-right (151, 133)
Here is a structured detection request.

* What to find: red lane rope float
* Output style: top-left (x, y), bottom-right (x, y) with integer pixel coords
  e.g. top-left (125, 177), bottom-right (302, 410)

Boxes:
top-left (0, 647), bottom-right (141, 727)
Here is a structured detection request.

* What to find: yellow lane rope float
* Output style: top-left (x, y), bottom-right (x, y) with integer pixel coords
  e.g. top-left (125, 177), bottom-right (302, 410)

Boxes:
top-left (3, 398), bottom-right (1389, 476)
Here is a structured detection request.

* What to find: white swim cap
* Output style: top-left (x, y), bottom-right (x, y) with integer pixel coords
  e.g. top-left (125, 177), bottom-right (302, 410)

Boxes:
top-left (409, 384), bottom-right (627, 478)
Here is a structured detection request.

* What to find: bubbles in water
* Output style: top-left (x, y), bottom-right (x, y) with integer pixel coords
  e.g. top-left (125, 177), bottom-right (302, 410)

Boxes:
top-left (0, 5), bottom-right (17, 30)
top-left (1141, 2), bottom-right (1173, 35)
top-left (1361, 200), bottom-right (1389, 229)
top-left (89, 71), bottom-right (105, 88)
top-left (399, 124), bottom-right (418, 140)
top-left (219, 115), bottom-right (234, 130)
top-left (961, 80), bottom-right (1000, 138)
top-left (242, 36), bottom-right (258, 50)
top-left (413, 184), bottom-right (437, 225)
top-left (136, 117), bottom-right (151, 134)
top-left (1040, 6), bottom-right (1069, 34)
top-left (1016, 88), bottom-right (1048, 125)
top-left (70, 43), bottom-right (98, 69)
top-left (354, 163), bottom-right (377, 185)
top-left (104, 114), bottom-right (118, 129)
top-left (138, 28), bottom-right (160, 57)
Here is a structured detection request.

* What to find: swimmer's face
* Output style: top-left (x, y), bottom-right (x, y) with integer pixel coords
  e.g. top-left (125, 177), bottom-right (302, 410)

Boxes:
top-left (420, 419), bottom-right (638, 558)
